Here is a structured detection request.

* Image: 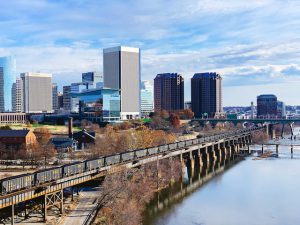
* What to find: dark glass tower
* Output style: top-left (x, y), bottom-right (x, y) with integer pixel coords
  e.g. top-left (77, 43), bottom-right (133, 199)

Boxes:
top-left (154, 73), bottom-right (184, 112)
top-left (191, 72), bottom-right (222, 118)
top-left (257, 94), bottom-right (277, 118)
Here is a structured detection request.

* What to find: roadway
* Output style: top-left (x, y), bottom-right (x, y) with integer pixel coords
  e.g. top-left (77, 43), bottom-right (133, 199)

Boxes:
top-left (60, 187), bottom-right (101, 225)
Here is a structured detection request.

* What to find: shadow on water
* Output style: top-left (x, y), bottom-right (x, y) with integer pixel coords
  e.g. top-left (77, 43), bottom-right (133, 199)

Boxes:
top-left (143, 155), bottom-right (244, 225)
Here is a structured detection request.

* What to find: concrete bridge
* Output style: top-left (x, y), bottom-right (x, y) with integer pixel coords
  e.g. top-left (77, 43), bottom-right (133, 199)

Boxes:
top-left (0, 127), bottom-right (263, 224)
top-left (191, 118), bottom-right (300, 124)
top-left (192, 118), bottom-right (300, 138)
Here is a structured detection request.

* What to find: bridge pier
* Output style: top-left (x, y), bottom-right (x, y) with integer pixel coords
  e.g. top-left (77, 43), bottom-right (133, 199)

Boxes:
top-left (218, 148), bottom-right (223, 162)
top-left (271, 129), bottom-right (276, 139)
top-left (205, 147), bottom-right (210, 165)
top-left (198, 151), bottom-right (203, 167)
top-left (231, 145), bottom-right (235, 157)
top-left (188, 152), bottom-right (195, 181)
top-left (235, 145), bottom-right (239, 154)
top-left (225, 146), bottom-right (230, 159)
top-left (189, 152), bottom-right (195, 171)
top-left (247, 144), bottom-right (251, 155)
top-left (180, 153), bottom-right (185, 175)
top-left (221, 147), bottom-right (226, 161)
top-left (211, 148), bottom-right (217, 162)
top-left (214, 144), bottom-right (221, 162)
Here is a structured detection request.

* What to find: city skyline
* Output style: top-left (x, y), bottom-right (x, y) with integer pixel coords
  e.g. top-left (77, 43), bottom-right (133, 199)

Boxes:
top-left (1, 1), bottom-right (300, 105)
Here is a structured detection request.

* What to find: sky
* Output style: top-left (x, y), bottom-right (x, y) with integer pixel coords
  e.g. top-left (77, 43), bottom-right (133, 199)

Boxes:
top-left (1, 0), bottom-right (300, 106)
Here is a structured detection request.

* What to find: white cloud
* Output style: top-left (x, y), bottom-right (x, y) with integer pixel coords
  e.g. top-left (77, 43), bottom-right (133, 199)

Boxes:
top-left (1, 0), bottom-right (300, 104)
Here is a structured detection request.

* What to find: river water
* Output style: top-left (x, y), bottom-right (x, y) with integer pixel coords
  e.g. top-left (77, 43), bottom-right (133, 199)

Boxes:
top-left (144, 130), bottom-right (300, 225)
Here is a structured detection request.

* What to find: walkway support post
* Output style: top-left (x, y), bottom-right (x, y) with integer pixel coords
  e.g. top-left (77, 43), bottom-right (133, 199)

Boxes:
top-left (43, 194), bottom-right (47, 222)
top-left (60, 189), bottom-right (64, 215)
top-left (71, 186), bottom-right (74, 202)
top-left (11, 204), bottom-right (14, 225)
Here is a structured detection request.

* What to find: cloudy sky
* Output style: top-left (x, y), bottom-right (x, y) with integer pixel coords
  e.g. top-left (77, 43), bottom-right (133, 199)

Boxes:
top-left (1, 0), bottom-right (300, 106)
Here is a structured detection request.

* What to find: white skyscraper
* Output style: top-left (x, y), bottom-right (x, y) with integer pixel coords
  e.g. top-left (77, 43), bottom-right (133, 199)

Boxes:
top-left (21, 72), bottom-right (53, 113)
top-left (11, 78), bottom-right (23, 112)
top-left (103, 46), bottom-right (141, 120)
top-left (141, 81), bottom-right (153, 117)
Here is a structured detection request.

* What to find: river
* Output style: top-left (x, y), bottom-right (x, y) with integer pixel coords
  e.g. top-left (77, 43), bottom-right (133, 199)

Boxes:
top-left (144, 129), bottom-right (300, 225)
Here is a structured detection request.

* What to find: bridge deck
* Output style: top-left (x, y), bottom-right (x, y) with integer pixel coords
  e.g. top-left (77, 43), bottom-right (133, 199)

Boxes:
top-left (0, 128), bottom-right (260, 210)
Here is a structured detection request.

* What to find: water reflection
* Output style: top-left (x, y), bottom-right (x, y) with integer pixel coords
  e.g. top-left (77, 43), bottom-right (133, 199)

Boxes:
top-left (144, 155), bottom-right (244, 225)
top-left (144, 143), bottom-right (300, 225)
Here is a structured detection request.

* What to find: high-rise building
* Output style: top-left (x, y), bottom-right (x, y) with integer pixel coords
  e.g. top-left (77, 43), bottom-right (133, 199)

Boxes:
top-left (0, 56), bottom-right (16, 111)
top-left (250, 101), bottom-right (255, 119)
top-left (58, 92), bottom-right (63, 109)
top-left (257, 94), bottom-right (277, 118)
top-left (191, 73), bottom-right (222, 118)
top-left (12, 78), bottom-right (23, 112)
top-left (63, 86), bottom-right (71, 110)
top-left (141, 81), bottom-right (154, 117)
top-left (154, 73), bottom-right (184, 112)
top-left (103, 46), bottom-right (140, 120)
top-left (82, 71), bottom-right (103, 88)
top-left (52, 83), bottom-right (58, 110)
top-left (277, 101), bottom-right (286, 118)
top-left (21, 72), bottom-right (52, 113)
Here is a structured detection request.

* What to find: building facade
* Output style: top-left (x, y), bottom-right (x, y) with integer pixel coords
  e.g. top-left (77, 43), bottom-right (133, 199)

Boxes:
top-left (103, 46), bottom-right (140, 120)
top-left (0, 129), bottom-right (36, 150)
top-left (82, 71), bottom-right (103, 89)
top-left (0, 56), bottom-right (16, 111)
top-left (70, 82), bottom-right (88, 112)
top-left (52, 83), bottom-right (58, 110)
top-left (58, 92), bottom-right (63, 109)
top-left (257, 94), bottom-right (277, 118)
top-left (191, 72), bottom-right (222, 118)
top-left (154, 73), bottom-right (184, 112)
top-left (0, 113), bottom-right (26, 125)
top-left (141, 81), bottom-right (154, 117)
top-left (71, 88), bottom-right (120, 123)
top-left (21, 72), bottom-right (53, 113)
top-left (277, 101), bottom-right (286, 118)
top-left (184, 101), bottom-right (192, 110)
top-left (12, 78), bottom-right (24, 112)
top-left (63, 86), bottom-right (71, 110)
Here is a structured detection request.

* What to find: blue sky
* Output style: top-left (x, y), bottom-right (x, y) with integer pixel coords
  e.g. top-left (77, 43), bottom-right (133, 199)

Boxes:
top-left (1, 0), bottom-right (300, 106)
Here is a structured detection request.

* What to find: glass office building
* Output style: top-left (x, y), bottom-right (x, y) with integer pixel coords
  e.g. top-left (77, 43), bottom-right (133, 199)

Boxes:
top-left (71, 88), bottom-right (120, 123)
top-left (141, 81), bottom-right (154, 117)
top-left (82, 71), bottom-right (103, 89)
top-left (0, 56), bottom-right (16, 111)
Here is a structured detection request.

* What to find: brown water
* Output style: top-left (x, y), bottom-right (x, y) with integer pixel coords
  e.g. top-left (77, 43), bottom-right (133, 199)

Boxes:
top-left (144, 142), bottom-right (300, 225)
